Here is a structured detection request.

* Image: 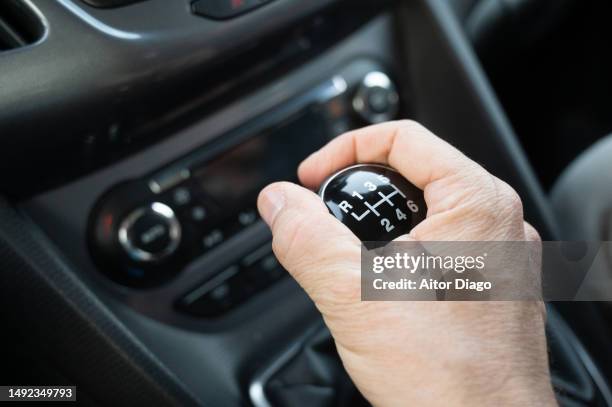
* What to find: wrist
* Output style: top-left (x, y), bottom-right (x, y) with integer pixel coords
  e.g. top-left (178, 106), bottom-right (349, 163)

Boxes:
top-left (338, 335), bottom-right (557, 407)
top-left (369, 370), bottom-right (557, 407)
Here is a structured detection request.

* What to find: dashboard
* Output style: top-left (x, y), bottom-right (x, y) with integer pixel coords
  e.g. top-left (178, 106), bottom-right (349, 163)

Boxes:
top-left (0, 0), bottom-right (611, 405)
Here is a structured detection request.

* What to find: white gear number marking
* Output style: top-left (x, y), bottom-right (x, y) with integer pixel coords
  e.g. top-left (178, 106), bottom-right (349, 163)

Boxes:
top-left (380, 218), bottom-right (395, 232)
top-left (407, 200), bottom-right (419, 213)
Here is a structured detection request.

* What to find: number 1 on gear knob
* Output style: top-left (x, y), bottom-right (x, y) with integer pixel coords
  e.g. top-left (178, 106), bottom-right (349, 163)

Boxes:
top-left (318, 164), bottom-right (426, 242)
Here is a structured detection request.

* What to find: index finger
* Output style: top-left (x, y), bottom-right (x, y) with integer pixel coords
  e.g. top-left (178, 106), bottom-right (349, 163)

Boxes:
top-left (298, 120), bottom-right (478, 190)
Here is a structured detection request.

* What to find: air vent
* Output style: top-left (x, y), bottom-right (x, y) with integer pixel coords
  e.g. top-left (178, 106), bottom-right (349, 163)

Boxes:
top-left (0, 0), bottom-right (44, 51)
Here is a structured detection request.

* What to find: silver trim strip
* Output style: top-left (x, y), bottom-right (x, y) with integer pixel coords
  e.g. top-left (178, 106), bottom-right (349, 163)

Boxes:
top-left (148, 168), bottom-right (191, 194)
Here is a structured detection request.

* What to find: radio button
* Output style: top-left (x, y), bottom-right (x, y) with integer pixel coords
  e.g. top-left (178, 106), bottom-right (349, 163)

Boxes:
top-left (202, 228), bottom-right (224, 250)
top-left (118, 202), bottom-right (181, 263)
top-left (237, 208), bottom-right (258, 227)
top-left (198, 206), bottom-right (261, 255)
top-left (191, 206), bottom-right (208, 222)
top-left (178, 245), bottom-right (286, 318)
top-left (252, 253), bottom-right (284, 282)
top-left (172, 187), bottom-right (192, 206)
top-left (177, 265), bottom-right (243, 317)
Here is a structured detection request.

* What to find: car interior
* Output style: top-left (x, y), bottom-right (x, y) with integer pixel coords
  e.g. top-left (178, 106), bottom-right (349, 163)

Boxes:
top-left (1, 0), bottom-right (612, 405)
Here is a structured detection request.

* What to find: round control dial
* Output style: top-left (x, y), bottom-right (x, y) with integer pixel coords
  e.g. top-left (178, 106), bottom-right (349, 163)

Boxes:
top-left (319, 164), bottom-right (426, 242)
top-left (352, 71), bottom-right (399, 124)
top-left (118, 202), bottom-right (182, 263)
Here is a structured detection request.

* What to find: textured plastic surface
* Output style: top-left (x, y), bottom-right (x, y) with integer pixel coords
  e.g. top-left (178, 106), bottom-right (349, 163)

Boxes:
top-left (0, 199), bottom-right (198, 406)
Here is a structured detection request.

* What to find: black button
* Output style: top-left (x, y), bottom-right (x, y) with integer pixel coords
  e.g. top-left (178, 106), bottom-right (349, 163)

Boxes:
top-left (118, 202), bottom-right (181, 263)
top-left (199, 207), bottom-right (259, 254)
top-left (179, 202), bottom-right (211, 225)
top-left (178, 243), bottom-right (286, 318)
top-left (237, 207), bottom-right (259, 227)
top-left (202, 228), bottom-right (225, 251)
top-left (177, 187), bottom-right (218, 225)
top-left (178, 265), bottom-right (244, 317)
top-left (190, 205), bottom-right (208, 222)
top-left (199, 218), bottom-right (242, 254)
top-left (180, 285), bottom-right (233, 317)
top-left (242, 249), bottom-right (285, 289)
top-left (319, 164), bottom-right (426, 242)
top-left (172, 187), bottom-right (192, 206)
top-left (129, 214), bottom-right (171, 253)
top-left (258, 253), bottom-right (284, 281)
top-left (192, 0), bottom-right (271, 20)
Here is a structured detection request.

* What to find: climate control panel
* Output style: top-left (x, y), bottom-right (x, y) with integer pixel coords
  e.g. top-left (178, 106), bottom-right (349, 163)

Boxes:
top-left (88, 177), bottom-right (264, 287)
top-left (87, 62), bottom-right (403, 317)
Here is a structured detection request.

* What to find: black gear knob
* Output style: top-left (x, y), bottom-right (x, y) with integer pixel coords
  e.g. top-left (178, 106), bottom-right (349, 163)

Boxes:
top-left (319, 164), bottom-right (426, 242)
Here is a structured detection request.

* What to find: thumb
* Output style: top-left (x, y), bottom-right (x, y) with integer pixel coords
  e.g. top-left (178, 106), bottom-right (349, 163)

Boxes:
top-left (257, 182), bottom-right (362, 304)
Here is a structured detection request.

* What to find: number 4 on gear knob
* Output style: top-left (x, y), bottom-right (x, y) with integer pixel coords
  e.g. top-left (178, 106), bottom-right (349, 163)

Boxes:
top-left (319, 164), bottom-right (426, 242)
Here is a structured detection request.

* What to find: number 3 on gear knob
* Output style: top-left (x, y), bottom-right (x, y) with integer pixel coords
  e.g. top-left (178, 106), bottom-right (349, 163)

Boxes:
top-left (318, 164), bottom-right (426, 242)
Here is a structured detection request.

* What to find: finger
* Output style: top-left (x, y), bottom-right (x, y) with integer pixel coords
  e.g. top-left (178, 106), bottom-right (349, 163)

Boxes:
top-left (298, 120), bottom-right (479, 191)
top-left (523, 221), bottom-right (541, 242)
top-left (257, 182), bottom-right (362, 301)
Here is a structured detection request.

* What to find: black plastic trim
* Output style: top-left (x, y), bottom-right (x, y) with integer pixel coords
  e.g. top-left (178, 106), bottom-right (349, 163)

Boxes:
top-left (0, 198), bottom-right (200, 406)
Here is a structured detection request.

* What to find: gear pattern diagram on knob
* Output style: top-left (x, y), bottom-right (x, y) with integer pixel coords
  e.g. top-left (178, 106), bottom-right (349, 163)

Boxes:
top-left (319, 164), bottom-right (426, 242)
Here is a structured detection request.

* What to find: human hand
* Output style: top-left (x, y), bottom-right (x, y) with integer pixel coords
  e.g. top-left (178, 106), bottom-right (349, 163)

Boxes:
top-left (257, 121), bottom-right (555, 406)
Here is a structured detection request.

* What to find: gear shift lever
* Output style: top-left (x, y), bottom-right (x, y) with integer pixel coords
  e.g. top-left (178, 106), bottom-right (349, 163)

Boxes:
top-left (319, 164), bottom-right (426, 242)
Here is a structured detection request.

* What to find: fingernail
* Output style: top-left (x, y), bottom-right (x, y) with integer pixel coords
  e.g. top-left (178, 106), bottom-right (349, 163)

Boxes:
top-left (259, 188), bottom-right (285, 227)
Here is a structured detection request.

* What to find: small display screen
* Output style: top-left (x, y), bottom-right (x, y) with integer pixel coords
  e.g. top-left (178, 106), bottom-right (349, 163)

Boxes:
top-left (193, 108), bottom-right (330, 211)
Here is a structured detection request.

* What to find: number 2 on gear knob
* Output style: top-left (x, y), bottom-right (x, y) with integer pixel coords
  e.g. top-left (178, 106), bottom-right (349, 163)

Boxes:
top-left (319, 164), bottom-right (426, 242)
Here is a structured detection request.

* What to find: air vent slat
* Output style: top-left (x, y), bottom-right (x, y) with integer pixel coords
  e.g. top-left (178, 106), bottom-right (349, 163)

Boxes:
top-left (0, 19), bottom-right (27, 49)
top-left (0, 0), bottom-right (44, 52)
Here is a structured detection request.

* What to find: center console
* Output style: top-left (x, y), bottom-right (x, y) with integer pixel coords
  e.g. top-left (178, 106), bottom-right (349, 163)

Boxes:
top-left (4, 1), bottom-right (611, 406)
top-left (80, 60), bottom-right (399, 323)
top-left (13, 5), bottom-right (411, 398)
top-left (20, 37), bottom-right (404, 400)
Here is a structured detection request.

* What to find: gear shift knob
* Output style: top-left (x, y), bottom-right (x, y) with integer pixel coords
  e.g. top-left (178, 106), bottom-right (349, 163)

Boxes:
top-left (319, 164), bottom-right (426, 242)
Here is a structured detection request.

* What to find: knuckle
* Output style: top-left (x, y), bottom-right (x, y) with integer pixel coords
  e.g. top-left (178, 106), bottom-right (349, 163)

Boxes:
top-left (524, 221), bottom-right (542, 243)
top-left (476, 174), bottom-right (523, 217)
top-left (496, 180), bottom-right (524, 216)
top-left (396, 119), bottom-right (429, 136)
top-left (396, 118), bottom-right (421, 128)
top-left (450, 175), bottom-right (527, 238)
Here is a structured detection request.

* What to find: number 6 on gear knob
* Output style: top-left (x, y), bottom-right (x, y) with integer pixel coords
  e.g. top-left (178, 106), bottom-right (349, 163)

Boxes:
top-left (318, 164), bottom-right (426, 242)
